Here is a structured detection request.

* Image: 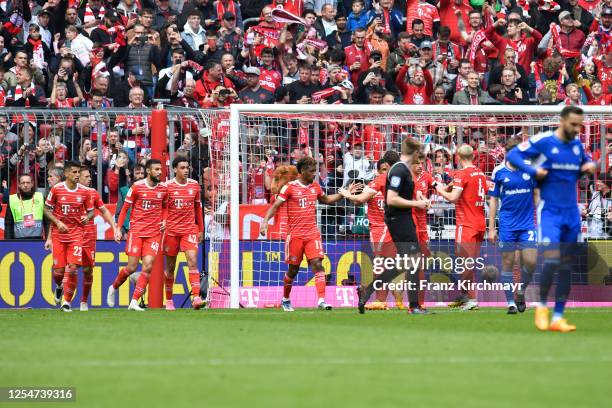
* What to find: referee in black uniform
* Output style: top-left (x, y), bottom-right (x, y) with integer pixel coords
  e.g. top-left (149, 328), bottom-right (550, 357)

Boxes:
top-left (357, 138), bottom-right (431, 314)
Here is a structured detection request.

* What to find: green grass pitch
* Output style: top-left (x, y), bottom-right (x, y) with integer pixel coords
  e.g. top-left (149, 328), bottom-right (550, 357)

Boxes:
top-left (1, 308), bottom-right (610, 408)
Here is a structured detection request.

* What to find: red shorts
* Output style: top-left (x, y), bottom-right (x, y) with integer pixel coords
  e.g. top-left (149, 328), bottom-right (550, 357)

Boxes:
top-left (82, 240), bottom-right (96, 267)
top-left (163, 233), bottom-right (199, 256)
top-left (126, 233), bottom-right (162, 258)
top-left (369, 225), bottom-right (396, 257)
top-left (455, 225), bottom-right (484, 258)
top-left (284, 234), bottom-right (324, 265)
top-left (52, 240), bottom-right (83, 268)
top-left (416, 230), bottom-right (431, 257)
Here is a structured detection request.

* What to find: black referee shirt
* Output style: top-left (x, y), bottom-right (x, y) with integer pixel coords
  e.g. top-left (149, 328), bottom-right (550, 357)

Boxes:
top-left (384, 161), bottom-right (415, 218)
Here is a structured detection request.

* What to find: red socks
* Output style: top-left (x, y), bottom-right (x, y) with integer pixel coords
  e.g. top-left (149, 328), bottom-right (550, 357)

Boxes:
top-left (283, 274), bottom-right (293, 299)
top-left (189, 269), bottom-right (200, 297)
top-left (132, 272), bottom-right (150, 301)
top-left (112, 267), bottom-right (131, 290)
top-left (81, 272), bottom-right (93, 303)
top-left (53, 268), bottom-right (64, 286)
top-left (165, 274), bottom-right (175, 301)
top-left (314, 272), bottom-right (326, 300)
top-left (62, 266), bottom-right (78, 302)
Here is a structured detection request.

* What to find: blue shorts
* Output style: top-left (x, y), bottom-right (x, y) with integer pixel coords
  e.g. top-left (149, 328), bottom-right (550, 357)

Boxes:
top-left (537, 203), bottom-right (582, 244)
top-left (498, 229), bottom-right (537, 252)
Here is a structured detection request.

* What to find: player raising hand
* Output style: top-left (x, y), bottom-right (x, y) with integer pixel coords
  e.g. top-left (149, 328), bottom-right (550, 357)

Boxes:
top-left (260, 156), bottom-right (345, 311)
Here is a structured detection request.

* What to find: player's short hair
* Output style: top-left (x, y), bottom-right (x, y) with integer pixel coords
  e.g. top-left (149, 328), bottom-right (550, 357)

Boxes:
top-left (416, 152), bottom-right (426, 163)
top-left (376, 158), bottom-right (386, 171)
top-left (412, 19), bottom-right (424, 28)
top-left (560, 105), bottom-right (583, 118)
top-left (296, 156), bottom-right (317, 173)
top-left (64, 160), bottom-right (81, 172)
top-left (457, 144), bottom-right (474, 160)
top-left (382, 150), bottom-right (400, 166)
top-left (172, 155), bottom-right (190, 169)
top-left (504, 137), bottom-right (522, 152)
top-left (401, 137), bottom-right (421, 156)
top-left (145, 158), bottom-right (162, 169)
top-left (79, 165), bottom-right (91, 173)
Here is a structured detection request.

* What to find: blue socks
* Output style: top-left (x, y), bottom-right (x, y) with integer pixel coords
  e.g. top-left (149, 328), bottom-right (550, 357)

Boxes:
top-left (519, 266), bottom-right (533, 295)
top-left (553, 266), bottom-right (571, 321)
top-left (501, 270), bottom-right (516, 306)
top-left (539, 259), bottom-right (559, 306)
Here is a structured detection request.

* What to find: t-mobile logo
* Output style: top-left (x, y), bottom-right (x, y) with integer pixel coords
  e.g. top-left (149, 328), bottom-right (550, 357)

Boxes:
top-left (336, 287), bottom-right (355, 307)
top-left (240, 288), bottom-right (260, 307)
top-left (61, 204), bottom-right (71, 214)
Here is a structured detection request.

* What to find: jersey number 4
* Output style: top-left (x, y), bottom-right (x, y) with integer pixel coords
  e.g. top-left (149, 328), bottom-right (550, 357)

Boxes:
top-left (477, 179), bottom-right (486, 203)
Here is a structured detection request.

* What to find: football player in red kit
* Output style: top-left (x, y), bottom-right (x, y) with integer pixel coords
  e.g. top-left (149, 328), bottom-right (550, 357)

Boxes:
top-left (78, 166), bottom-right (119, 311)
top-left (44, 161), bottom-right (94, 312)
top-left (260, 157), bottom-right (345, 311)
top-left (435, 145), bottom-right (487, 311)
top-left (163, 156), bottom-right (205, 310)
top-left (107, 159), bottom-right (168, 311)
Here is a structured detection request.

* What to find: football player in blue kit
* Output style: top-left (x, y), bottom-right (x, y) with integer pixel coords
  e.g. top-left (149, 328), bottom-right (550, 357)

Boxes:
top-left (507, 106), bottom-right (596, 332)
top-left (489, 138), bottom-right (538, 315)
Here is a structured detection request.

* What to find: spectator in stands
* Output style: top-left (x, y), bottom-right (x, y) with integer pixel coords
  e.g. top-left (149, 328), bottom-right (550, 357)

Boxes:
top-left (3, 174), bottom-right (45, 240)
top-left (498, 67), bottom-right (529, 104)
top-left (5, 68), bottom-right (47, 107)
top-left (343, 140), bottom-right (374, 187)
top-left (121, 23), bottom-right (162, 98)
top-left (182, 10), bottom-right (207, 53)
top-left (396, 60), bottom-right (433, 104)
top-left (239, 67), bottom-right (275, 104)
top-left (106, 150), bottom-right (132, 204)
top-left (452, 71), bottom-right (497, 105)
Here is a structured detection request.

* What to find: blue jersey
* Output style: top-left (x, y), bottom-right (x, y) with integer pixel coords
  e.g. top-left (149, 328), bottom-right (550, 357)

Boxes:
top-left (506, 131), bottom-right (591, 209)
top-left (490, 163), bottom-right (536, 232)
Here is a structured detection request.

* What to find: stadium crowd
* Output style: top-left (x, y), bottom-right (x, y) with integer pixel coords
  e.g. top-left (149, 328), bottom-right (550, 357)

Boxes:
top-left (0, 0), bottom-right (610, 238)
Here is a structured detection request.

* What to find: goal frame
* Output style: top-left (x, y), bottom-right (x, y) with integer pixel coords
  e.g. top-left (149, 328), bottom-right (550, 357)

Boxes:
top-left (227, 104), bottom-right (611, 309)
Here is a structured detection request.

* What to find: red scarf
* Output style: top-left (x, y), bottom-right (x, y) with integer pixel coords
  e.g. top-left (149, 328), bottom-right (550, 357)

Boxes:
top-left (382, 9), bottom-right (391, 35)
top-left (550, 23), bottom-right (581, 58)
top-left (468, 30), bottom-right (487, 66)
top-left (28, 37), bottom-right (45, 69)
top-left (97, 23), bottom-right (126, 46)
top-left (216, 0), bottom-right (236, 19)
top-left (84, 5), bottom-right (105, 24)
top-left (13, 82), bottom-right (34, 106)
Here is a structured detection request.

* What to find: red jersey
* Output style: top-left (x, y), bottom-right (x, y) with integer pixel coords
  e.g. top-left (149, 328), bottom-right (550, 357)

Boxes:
top-left (345, 44), bottom-right (371, 85)
top-left (362, 125), bottom-right (386, 161)
top-left (259, 67), bottom-right (282, 92)
top-left (85, 187), bottom-right (106, 241)
top-left (406, 0), bottom-right (440, 37)
top-left (365, 172), bottom-right (386, 228)
top-left (45, 182), bottom-right (93, 243)
top-left (451, 165), bottom-right (487, 231)
top-left (125, 179), bottom-right (168, 237)
top-left (115, 112), bottom-right (150, 148)
top-left (439, 0), bottom-right (472, 44)
top-left (595, 59), bottom-right (611, 95)
top-left (165, 178), bottom-right (202, 236)
top-left (247, 165), bottom-right (268, 203)
top-left (277, 179), bottom-right (323, 239)
top-left (413, 171), bottom-right (434, 231)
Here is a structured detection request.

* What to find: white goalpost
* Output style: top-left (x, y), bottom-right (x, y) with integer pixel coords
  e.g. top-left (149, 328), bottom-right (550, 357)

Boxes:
top-left (202, 105), bottom-right (611, 309)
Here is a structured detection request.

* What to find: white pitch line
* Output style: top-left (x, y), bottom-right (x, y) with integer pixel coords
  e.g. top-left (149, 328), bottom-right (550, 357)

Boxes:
top-left (2, 355), bottom-right (611, 368)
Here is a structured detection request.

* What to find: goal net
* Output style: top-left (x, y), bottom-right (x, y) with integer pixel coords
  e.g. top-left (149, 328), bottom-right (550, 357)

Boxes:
top-left (203, 105), bottom-right (611, 309)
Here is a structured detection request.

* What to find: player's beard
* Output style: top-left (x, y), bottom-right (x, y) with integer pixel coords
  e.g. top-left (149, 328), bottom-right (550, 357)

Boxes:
top-left (562, 127), bottom-right (576, 140)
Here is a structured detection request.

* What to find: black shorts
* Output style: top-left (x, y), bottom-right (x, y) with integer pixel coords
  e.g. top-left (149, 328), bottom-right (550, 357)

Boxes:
top-left (385, 215), bottom-right (419, 255)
